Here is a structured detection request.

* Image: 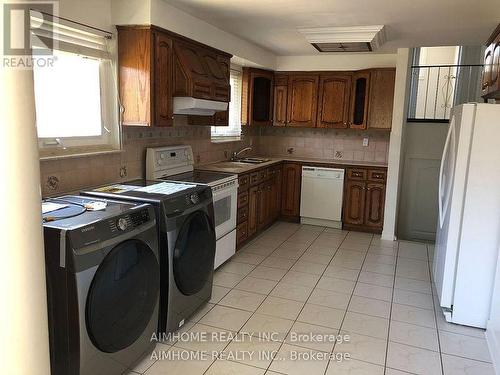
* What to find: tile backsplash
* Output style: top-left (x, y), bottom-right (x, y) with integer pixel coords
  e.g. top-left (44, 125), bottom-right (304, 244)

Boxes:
top-left (254, 127), bottom-right (389, 163)
top-left (39, 117), bottom-right (254, 197)
top-left (39, 121), bottom-right (389, 197)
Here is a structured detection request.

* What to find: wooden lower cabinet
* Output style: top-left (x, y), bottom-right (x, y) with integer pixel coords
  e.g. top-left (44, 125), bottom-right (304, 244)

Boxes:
top-left (280, 163), bottom-right (302, 220)
top-left (343, 168), bottom-right (387, 233)
top-left (247, 185), bottom-right (259, 237)
top-left (364, 182), bottom-right (386, 229)
top-left (236, 164), bottom-right (283, 249)
top-left (343, 180), bottom-right (366, 226)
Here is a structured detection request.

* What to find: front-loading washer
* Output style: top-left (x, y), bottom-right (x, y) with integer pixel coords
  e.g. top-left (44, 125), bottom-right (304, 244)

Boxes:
top-left (42, 195), bottom-right (159, 375)
top-left (82, 180), bottom-right (216, 333)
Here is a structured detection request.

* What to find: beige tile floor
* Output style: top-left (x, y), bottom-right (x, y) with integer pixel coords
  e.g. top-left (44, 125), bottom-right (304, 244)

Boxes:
top-left (129, 222), bottom-right (494, 375)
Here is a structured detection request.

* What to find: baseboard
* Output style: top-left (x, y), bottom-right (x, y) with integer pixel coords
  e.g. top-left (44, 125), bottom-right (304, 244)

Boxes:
top-left (301, 217), bottom-right (341, 228)
top-left (486, 321), bottom-right (500, 375)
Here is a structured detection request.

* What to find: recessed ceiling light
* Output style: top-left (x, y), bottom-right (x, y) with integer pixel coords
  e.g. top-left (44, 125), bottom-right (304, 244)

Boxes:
top-left (297, 25), bottom-right (386, 52)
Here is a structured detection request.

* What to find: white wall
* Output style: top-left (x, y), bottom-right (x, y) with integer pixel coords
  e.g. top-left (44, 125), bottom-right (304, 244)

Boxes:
top-left (276, 53), bottom-right (397, 71)
top-left (59, 0), bottom-right (114, 32)
top-left (111, 0), bottom-right (276, 69)
top-left (382, 48), bottom-right (412, 241)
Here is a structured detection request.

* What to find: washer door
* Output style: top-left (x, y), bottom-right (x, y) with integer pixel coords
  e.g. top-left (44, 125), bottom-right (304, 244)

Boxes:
top-left (173, 210), bottom-right (216, 295)
top-left (86, 239), bottom-right (159, 353)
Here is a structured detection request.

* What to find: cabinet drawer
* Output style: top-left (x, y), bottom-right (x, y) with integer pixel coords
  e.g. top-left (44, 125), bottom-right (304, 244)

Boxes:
top-left (237, 221), bottom-right (248, 244)
top-left (258, 168), bottom-right (268, 182)
top-left (250, 172), bottom-right (260, 186)
top-left (237, 206), bottom-right (249, 224)
top-left (238, 174), bottom-right (250, 192)
top-left (347, 168), bottom-right (367, 180)
top-left (238, 191), bottom-right (249, 208)
top-left (368, 169), bottom-right (386, 182)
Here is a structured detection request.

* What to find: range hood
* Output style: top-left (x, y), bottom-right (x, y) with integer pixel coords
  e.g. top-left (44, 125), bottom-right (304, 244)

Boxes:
top-left (173, 97), bottom-right (228, 116)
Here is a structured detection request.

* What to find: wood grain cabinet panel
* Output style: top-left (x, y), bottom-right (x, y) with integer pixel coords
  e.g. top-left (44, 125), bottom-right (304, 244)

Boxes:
top-left (273, 79), bottom-right (288, 127)
top-left (154, 32), bottom-right (174, 126)
top-left (368, 69), bottom-right (396, 130)
top-left (317, 75), bottom-right (351, 128)
top-left (482, 24), bottom-right (500, 99)
top-left (247, 185), bottom-right (259, 237)
top-left (343, 180), bottom-right (366, 225)
top-left (281, 163), bottom-right (302, 219)
top-left (286, 74), bottom-right (319, 127)
top-left (349, 70), bottom-right (371, 129)
top-left (364, 182), bottom-right (386, 228)
top-left (343, 167), bottom-right (387, 233)
top-left (241, 68), bottom-right (274, 126)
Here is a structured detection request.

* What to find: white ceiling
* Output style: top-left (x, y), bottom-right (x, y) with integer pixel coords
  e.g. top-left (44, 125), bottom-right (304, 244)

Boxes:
top-left (164, 0), bottom-right (499, 55)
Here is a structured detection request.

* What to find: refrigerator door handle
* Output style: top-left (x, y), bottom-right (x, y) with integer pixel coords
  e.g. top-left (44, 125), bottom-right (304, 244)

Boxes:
top-left (438, 118), bottom-right (455, 227)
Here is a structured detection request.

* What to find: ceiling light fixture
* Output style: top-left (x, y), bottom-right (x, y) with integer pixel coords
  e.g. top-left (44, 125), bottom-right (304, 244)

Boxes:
top-left (297, 25), bottom-right (386, 52)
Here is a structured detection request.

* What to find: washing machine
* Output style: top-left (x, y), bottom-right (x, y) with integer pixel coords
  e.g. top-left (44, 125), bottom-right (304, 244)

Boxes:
top-left (81, 180), bottom-right (216, 332)
top-left (42, 195), bottom-right (159, 375)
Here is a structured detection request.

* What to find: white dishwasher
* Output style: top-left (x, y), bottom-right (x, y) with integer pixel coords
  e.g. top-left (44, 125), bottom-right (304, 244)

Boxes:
top-left (300, 166), bottom-right (345, 228)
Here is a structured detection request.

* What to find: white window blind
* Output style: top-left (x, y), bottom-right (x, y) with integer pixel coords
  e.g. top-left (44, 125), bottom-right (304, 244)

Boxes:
top-left (212, 67), bottom-right (242, 139)
top-left (31, 12), bottom-right (120, 156)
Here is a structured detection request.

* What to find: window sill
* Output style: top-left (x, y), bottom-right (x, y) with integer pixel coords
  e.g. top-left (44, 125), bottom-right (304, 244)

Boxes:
top-left (210, 136), bottom-right (242, 144)
top-left (39, 148), bottom-right (123, 161)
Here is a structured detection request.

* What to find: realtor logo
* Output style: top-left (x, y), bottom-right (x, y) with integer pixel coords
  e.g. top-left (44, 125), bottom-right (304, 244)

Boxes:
top-left (2, 1), bottom-right (58, 68)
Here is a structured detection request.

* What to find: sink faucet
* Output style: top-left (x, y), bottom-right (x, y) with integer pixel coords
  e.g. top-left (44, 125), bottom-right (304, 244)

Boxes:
top-left (231, 146), bottom-right (253, 161)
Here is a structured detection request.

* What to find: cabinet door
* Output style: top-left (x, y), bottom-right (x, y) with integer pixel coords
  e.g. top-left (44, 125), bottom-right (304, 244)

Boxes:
top-left (154, 32), bottom-right (174, 127)
top-left (258, 182), bottom-right (270, 229)
top-left (247, 186), bottom-right (259, 237)
top-left (364, 182), bottom-right (386, 229)
top-left (482, 44), bottom-right (493, 96)
top-left (490, 39), bottom-right (500, 94)
top-left (270, 167), bottom-right (282, 221)
top-left (349, 71), bottom-right (370, 129)
top-left (368, 69), bottom-right (396, 130)
top-left (343, 180), bottom-right (366, 225)
top-left (287, 75), bottom-right (319, 127)
top-left (281, 163), bottom-right (302, 218)
top-left (273, 84), bottom-right (288, 126)
top-left (317, 75), bottom-right (351, 128)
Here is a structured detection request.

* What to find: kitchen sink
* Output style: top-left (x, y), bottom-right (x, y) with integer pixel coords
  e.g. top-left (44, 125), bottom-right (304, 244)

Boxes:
top-left (235, 158), bottom-right (270, 164)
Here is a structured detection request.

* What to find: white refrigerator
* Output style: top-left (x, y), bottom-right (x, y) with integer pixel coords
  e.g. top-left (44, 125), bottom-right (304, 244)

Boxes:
top-left (434, 103), bottom-right (500, 328)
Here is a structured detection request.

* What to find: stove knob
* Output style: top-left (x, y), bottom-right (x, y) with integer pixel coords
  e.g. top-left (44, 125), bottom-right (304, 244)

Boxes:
top-left (117, 218), bottom-right (128, 231)
top-left (190, 193), bottom-right (199, 204)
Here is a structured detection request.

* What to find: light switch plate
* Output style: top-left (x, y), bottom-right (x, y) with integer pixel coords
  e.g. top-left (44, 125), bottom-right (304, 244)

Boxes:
top-left (363, 137), bottom-right (369, 147)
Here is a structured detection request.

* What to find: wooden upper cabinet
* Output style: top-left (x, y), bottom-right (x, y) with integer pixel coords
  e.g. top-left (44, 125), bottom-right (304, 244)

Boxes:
top-left (349, 70), bottom-right (371, 129)
top-left (241, 68), bottom-right (274, 126)
top-left (154, 32), bottom-right (174, 127)
top-left (273, 74), bottom-right (288, 127)
top-left (367, 69), bottom-right (396, 130)
top-left (287, 74), bottom-right (319, 127)
top-left (118, 27), bottom-right (153, 126)
top-left (173, 40), bottom-right (231, 102)
top-left (482, 24), bottom-right (500, 99)
top-left (317, 74), bottom-right (352, 128)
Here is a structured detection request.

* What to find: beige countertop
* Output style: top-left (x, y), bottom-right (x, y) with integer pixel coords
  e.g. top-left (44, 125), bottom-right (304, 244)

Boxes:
top-left (197, 156), bottom-right (387, 175)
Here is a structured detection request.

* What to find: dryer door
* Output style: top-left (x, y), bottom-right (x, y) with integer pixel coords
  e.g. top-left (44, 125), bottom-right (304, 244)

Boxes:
top-left (86, 239), bottom-right (160, 353)
top-left (173, 210), bottom-right (216, 295)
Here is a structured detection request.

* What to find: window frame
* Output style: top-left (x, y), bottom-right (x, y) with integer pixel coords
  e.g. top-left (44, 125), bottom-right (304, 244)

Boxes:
top-left (211, 66), bottom-right (242, 141)
top-left (31, 13), bottom-right (121, 158)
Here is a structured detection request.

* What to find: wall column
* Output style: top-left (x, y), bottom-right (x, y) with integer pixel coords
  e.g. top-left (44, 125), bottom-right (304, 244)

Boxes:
top-left (382, 48), bottom-right (411, 241)
top-left (0, 10), bottom-right (51, 374)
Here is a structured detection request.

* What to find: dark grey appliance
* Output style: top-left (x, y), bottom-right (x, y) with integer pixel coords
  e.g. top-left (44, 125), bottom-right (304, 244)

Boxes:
top-left (42, 195), bottom-right (159, 375)
top-left (81, 180), bottom-right (216, 333)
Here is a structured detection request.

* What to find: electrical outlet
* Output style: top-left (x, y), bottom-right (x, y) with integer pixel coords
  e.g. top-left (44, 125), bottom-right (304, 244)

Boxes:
top-left (363, 137), bottom-right (369, 147)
